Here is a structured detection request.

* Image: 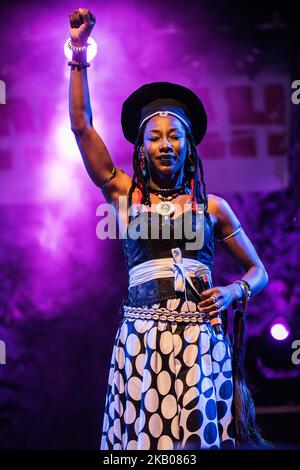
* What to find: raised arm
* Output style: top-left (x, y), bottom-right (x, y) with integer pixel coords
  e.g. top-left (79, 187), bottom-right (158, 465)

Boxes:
top-left (68, 8), bottom-right (132, 203)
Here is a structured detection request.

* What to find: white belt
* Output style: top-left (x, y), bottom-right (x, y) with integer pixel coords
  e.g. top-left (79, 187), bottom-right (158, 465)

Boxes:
top-left (128, 247), bottom-right (212, 302)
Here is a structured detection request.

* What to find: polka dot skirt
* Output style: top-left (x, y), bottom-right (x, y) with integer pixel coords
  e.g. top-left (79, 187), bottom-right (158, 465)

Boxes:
top-left (100, 298), bottom-right (235, 450)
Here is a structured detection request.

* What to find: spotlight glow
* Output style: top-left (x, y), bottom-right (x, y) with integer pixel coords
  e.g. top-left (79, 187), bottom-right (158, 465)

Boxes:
top-left (64, 37), bottom-right (98, 62)
top-left (270, 319), bottom-right (291, 341)
top-left (38, 209), bottom-right (64, 253)
top-left (54, 119), bottom-right (80, 163)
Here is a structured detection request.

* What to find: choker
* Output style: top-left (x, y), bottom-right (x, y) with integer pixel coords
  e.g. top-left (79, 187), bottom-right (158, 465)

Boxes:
top-left (147, 181), bottom-right (188, 196)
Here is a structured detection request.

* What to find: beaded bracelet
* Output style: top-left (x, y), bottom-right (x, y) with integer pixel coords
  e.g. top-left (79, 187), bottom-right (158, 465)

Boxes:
top-left (67, 38), bottom-right (90, 53)
top-left (68, 61), bottom-right (90, 71)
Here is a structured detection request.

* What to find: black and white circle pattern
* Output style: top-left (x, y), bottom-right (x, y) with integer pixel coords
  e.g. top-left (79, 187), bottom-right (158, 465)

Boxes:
top-left (100, 298), bottom-right (235, 450)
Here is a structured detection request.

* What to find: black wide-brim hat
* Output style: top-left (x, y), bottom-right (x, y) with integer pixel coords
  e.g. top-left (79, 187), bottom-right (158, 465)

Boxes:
top-left (121, 81), bottom-right (207, 146)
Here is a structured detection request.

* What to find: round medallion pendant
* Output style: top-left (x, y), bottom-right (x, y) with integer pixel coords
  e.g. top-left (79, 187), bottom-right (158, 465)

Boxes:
top-left (155, 201), bottom-right (176, 217)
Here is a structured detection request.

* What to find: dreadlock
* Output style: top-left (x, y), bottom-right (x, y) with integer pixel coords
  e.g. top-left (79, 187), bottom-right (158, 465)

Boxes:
top-left (128, 121), bottom-right (151, 209)
top-left (127, 123), bottom-right (213, 231)
top-left (184, 128), bottom-right (213, 230)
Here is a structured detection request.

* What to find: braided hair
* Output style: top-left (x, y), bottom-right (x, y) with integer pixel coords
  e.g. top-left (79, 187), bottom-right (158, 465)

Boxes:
top-left (127, 122), bottom-right (212, 229)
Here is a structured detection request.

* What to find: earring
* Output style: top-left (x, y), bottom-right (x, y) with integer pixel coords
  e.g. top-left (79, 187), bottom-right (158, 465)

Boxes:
top-left (140, 151), bottom-right (148, 177)
top-left (189, 163), bottom-right (195, 174)
top-left (187, 148), bottom-right (195, 174)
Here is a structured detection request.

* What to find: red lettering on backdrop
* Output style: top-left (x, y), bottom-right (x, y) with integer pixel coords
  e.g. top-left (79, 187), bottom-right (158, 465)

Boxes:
top-left (265, 85), bottom-right (286, 124)
top-left (268, 134), bottom-right (287, 156)
top-left (225, 84), bottom-right (286, 125)
top-left (230, 130), bottom-right (257, 157)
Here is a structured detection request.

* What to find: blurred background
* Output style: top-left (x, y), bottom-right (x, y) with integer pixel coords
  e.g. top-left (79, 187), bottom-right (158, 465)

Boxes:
top-left (0, 0), bottom-right (299, 449)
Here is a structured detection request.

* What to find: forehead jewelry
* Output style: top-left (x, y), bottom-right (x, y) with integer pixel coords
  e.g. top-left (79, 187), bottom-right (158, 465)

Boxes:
top-left (139, 111), bottom-right (191, 130)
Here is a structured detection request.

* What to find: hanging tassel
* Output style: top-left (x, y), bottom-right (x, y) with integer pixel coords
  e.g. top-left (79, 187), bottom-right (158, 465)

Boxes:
top-left (136, 186), bottom-right (143, 205)
top-left (190, 178), bottom-right (197, 213)
top-left (232, 302), bottom-right (273, 449)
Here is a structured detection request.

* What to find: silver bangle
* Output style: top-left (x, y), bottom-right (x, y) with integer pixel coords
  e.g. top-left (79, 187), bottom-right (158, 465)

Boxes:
top-left (233, 280), bottom-right (251, 311)
top-left (217, 226), bottom-right (242, 242)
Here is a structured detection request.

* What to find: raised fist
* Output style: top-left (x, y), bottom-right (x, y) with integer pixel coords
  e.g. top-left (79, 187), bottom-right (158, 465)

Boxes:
top-left (69, 8), bottom-right (96, 46)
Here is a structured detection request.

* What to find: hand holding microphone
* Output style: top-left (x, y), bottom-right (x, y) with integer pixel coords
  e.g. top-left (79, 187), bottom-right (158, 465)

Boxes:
top-left (197, 276), bottom-right (237, 334)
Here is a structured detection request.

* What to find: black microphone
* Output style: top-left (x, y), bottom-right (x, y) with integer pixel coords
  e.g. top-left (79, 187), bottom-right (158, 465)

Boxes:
top-left (199, 274), bottom-right (223, 334)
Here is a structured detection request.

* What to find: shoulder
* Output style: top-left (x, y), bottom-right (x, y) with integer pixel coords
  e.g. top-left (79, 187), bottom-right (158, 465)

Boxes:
top-left (207, 194), bottom-right (241, 239)
top-left (207, 194), bottom-right (233, 217)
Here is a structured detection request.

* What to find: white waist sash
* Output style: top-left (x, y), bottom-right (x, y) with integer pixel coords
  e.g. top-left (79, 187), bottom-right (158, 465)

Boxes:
top-left (128, 247), bottom-right (212, 301)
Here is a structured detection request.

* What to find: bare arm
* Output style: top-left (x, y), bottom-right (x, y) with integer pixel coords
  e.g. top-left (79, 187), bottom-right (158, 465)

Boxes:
top-left (211, 195), bottom-right (269, 297)
top-left (68, 9), bottom-right (132, 203)
top-left (198, 195), bottom-right (269, 313)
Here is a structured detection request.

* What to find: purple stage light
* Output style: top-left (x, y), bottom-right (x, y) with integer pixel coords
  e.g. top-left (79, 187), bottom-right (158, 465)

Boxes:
top-left (64, 37), bottom-right (98, 62)
top-left (270, 318), bottom-right (291, 341)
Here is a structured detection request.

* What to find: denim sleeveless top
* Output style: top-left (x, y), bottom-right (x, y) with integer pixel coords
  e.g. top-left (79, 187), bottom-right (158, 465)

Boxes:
top-left (121, 204), bottom-right (215, 307)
